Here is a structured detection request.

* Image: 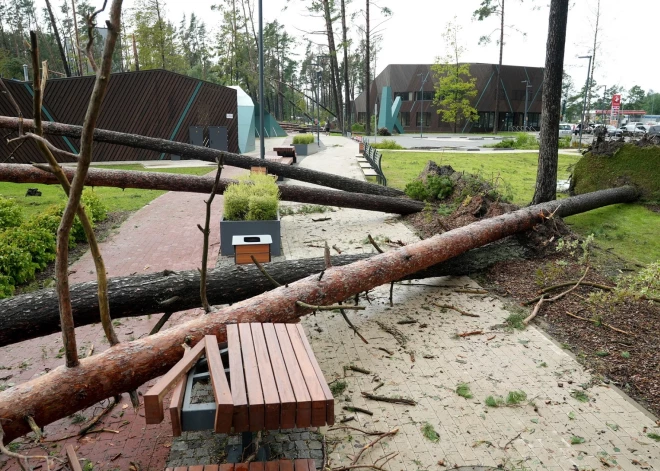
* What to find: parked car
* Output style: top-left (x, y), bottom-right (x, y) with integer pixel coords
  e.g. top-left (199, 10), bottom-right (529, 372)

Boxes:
top-left (558, 123), bottom-right (573, 137)
top-left (593, 124), bottom-right (619, 137)
top-left (624, 122), bottom-right (647, 136)
top-left (647, 125), bottom-right (660, 144)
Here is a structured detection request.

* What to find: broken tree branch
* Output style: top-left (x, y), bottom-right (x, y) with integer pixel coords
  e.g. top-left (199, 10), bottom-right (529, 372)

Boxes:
top-left (361, 392), bottom-right (416, 406)
top-left (564, 311), bottom-right (632, 335)
top-left (251, 256), bottom-right (283, 288)
top-left (0, 187), bottom-right (640, 442)
top-left (338, 301), bottom-right (369, 344)
top-left (523, 267), bottom-right (590, 325)
top-left (433, 303), bottom-right (480, 318)
top-left (296, 301), bottom-right (366, 312)
top-left (367, 234), bottom-right (384, 253)
top-left (200, 158), bottom-right (223, 312)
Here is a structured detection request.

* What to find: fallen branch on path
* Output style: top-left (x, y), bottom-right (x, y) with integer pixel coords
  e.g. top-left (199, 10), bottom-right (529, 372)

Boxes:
top-left (523, 267), bottom-right (590, 325)
top-left (457, 330), bottom-right (484, 337)
top-left (433, 303), bottom-right (480, 318)
top-left (361, 392), bottom-right (417, 406)
top-left (375, 321), bottom-right (407, 346)
top-left (351, 428), bottom-right (399, 465)
top-left (342, 406), bottom-right (373, 416)
top-left (564, 311), bottom-right (632, 335)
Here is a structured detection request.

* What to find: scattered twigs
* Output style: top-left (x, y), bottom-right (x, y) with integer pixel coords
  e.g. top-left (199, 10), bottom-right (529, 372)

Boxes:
top-left (377, 347), bottom-right (394, 356)
top-left (457, 330), bottom-right (484, 338)
top-left (250, 255), bottom-right (282, 288)
top-left (525, 278), bottom-right (611, 305)
top-left (338, 302), bottom-right (369, 344)
top-left (42, 396), bottom-right (120, 442)
top-left (328, 426), bottom-right (389, 436)
top-left (351, 427), bottom-right (399, 465)
top-left (375, 321), bottom-right (407, 346)
top-left (565, 311), bottom-right (632, 335)
top-left (0, 422), bottom-right (59, 471)
top-left (342, 405), bottom-right (373, 416)
top-left (296, 301), bottom-right (366, 311)
top-left (312, 217), bottom-right (331, 222)
top-left (200, 158), bottom-right (224, 312)
top-left (373, 382), bottom-right (384, 392)
top-left (332, 244), bottom-right (342, 254)
top-left (454, 288), bottom-right (489, 294)
top-left (339, 416), bottom-right (355, 423)
top-left (523, 267), bottom-right (590, 325)
top-left (346, 365), bottom-right (371, 375)
top-left (361, 392), bottom-right (416, 406)
top-left (433, 303), bottom-right (480, 318)
top-left (389, 282), bottom-right (394, 307)
top-left (149, 312), bottom-right (174, 335)
top-left (367, 234), bottom-right (384, 253)
top-left (324, 242), bottom-right (332, 268)
top-left (25, 415), bottom-right (42, 442)
top-left (500, 429), bottom-right (525, 450)
top-left (396, 318), bottom-right (417, 325)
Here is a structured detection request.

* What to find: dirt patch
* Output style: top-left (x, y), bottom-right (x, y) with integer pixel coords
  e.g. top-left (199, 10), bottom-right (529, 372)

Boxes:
top-left (14, 211), bottom-right (131, 295)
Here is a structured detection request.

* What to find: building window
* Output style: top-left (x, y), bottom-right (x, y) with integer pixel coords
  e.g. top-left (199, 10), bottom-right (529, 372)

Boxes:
top-left (399, 112), bottom-right (410, 126)
top-left (416, 112), bottom-right (432, 127)
top-left (394, 92), bottom-right (410, 101)
top-left (475, 112), bottom-right (495, 129)
top-left (415, 91), bottom-right (435, 101)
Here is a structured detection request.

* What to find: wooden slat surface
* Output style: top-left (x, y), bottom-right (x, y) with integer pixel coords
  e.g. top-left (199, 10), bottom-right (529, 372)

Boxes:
top-left (249, 463), bottom-right (265, 471)
top-left (279, 460), bottom-right (293, 471)
top-left (169, 376), bottom-right (186, 437)
top-left (235, 463), bottom-right (249, 471)
top-left (285, 324), bottom-right (327, 426)
top-left (265, 461), bottom-right (280, 471)
top-left (219, 464), bottom-right (235, 471)
top-left (205, 335), bottom-right (234, 433)
top-left (205, 466), bottom-right (221, 471)
top-left (235, 244), bottom-right (270, 254)
top-left (251, 324), bottom-right (281, 430)
top-left (189, 466), bottom-right (205, 471)
top-left (262, 324), bottom-right (297, 429)
top-left (235, 252), bottom-right (271, 264)
top-left (293, 460), bottom-right (309, 471)
top-left (274, 324), bottom-right (312, 427)
top-left (239, 323), bottom-right (265, 431)
top-left (65, 444), bottom-right (83, 471)
top-left (227, 324), bottom-right (249, 432)
top-left (144, 338), bottom-right (206, 424)
top-left (295, 324), bottom-right (335, 425)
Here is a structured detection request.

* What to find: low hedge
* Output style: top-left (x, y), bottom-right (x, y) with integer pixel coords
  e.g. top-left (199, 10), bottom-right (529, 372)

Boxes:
top-left (223, 173), bottom-right (280, 221)
top-left (292, 134), bottom-right (315, 145)
top-left (0, 190), bottom-right (108, 298)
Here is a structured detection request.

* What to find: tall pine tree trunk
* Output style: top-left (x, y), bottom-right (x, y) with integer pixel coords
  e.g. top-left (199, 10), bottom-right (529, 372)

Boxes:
top-left (322, 0), bottom-right (342, 130)
top-left (71, 0), bottom-right (83, 75)
top-left (341, 0), bottom-right (350, 133)
top-left (585, 0), bottom-right (600, 125)
top-left (532, 0), bottom-right (569, 204)
top-left (45, 0), bottom-right (71, 77)
top-left (365, 0), bottom-right (371, 134)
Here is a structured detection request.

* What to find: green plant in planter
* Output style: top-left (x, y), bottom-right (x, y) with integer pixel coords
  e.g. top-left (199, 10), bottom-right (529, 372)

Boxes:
top-left (292, 134), bottom-right (315, 145)
top-left (223, 174), bottom-right (280, 221)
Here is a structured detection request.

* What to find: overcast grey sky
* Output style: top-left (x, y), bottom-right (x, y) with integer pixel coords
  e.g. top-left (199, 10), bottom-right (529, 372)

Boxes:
top-left (47, 0), bottom-right (658, 95)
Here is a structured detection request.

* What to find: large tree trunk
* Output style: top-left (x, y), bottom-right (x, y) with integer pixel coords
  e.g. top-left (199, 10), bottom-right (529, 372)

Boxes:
top-left (532, 0), bottom-right (569, 204)
top-left (0, 117), bottom-right (401, 197)
top-left (0, 186), bottom-right (638, 443)
top-left (0, 238), bottom-right (529, 347)
top-left (365, 0), bottom-right (371, 135)
top-left (341, 0), bottom-right (350, 134)
top-left (322, 0), bottom-right (343, 130)
top-left (44, 0), bottom-right (71, 77)
top-left (0, 164), bottom-right (422, 214)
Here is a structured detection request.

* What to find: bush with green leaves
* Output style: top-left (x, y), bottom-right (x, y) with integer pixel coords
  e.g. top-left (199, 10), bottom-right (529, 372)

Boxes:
top-left (0, 197), bottom-right (23, 231)
top-left (292, 134), bottom-right (315, 145)
top-left (404, 180), bottom-right (429, 201)
top-left (404, 175), bottom-right (454, 202)
top-left (224, 174), bottom-right (280, 221)
top-left (377, 127), bottom-right (391, 136)
top-left (351, 123), bottom-right (365, 133)
top-left (371, 139), bottom-right (403, 150)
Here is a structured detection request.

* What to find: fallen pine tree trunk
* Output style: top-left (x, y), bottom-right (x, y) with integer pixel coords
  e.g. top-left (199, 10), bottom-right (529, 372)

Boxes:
top-left (0, 238), bottom-right (529, 347)
top-left (0, 186), bottom-right (639, 442)
top-left (0, 117), bottom-right (403, 197)
top-left (0, 163), bottom-right (424, 215)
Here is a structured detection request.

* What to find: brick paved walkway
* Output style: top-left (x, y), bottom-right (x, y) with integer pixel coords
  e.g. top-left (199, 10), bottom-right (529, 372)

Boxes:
top-left (0, 165), bottom-right (245, 471)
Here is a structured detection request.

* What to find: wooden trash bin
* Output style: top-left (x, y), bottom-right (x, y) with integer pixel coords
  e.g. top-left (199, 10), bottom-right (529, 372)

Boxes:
top-left (359, 142), bottom-right (365, 153)
top-left (233, 235), bottom-right (272, 265)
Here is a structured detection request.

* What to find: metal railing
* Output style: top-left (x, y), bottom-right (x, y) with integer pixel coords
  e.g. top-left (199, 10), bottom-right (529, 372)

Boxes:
top-left (361, 138), bottom-right (387, 186)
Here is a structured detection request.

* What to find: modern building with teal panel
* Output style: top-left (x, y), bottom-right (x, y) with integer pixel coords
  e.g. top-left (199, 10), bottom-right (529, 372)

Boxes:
top-left (254, 104), bottom-right (288, 138)
top-left (229, 86), bottom-right (256, 153)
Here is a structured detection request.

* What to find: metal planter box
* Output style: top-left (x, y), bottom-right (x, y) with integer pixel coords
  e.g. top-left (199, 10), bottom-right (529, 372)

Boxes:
top-left (220, 213), bottom-right (281, 256)
top-left (293, 142), bottom-right (320, 157)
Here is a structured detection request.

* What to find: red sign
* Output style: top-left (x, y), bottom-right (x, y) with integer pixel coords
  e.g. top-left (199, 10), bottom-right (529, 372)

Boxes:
top-left (612, 95), bottom-right (621, 107)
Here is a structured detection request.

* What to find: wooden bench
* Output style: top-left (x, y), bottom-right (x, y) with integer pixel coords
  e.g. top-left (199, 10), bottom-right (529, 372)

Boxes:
top-left (165, 460), bottom-right (316, 471)
top-left (264, 156), bottom-right (294, 181)
top-left (273, 146), bottom-right (297, 161)
top-left (144, 324), bottom-right (334, 437)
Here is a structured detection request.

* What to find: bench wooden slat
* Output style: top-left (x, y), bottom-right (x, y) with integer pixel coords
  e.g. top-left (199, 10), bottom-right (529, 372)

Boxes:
top-left (174, 467), bottom-right (188, 471)
top-left (262, 324), bottom-right (297, 430)
top-left (274, 324), bottom-right (312, 427)
top-left (65, 444), bottom-right (83, 471)
top-left (219, 464), bottom-right (235, 471)
top-left (249, 463), bottom-right (265, 471)
top-left (235, 463), bottom-right (249, 471)
top-left (279, 460), bottom-right (293, 471)
top-left (239, 323), bottom-right (265, 431)
top-left (251, 324), bottom-right (281, 430)
top-left (294, 460), bottom-right (310, 471)
top-left (205, 335), bottom-right (234, 433)
top-left (265, 460), bottom-right (279, 471)
top-left (295, 324), bottom-right (335, 425)
top-left (285, 324), bottom-right (327, 426)
top-left (205, 466), bottom-right (221, 471)
top-left (144, 338), bottom-right (206, 424)
top-left (169, 376), bottom-right (186, 437)
top-left (227, 324), bottom-right (249, 432)
top-left (189, 466), bottom-right (205, 471)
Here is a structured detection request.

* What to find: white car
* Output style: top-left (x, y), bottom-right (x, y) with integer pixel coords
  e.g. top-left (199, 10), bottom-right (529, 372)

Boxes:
top-left (558, 123), bottom-right (573, 137)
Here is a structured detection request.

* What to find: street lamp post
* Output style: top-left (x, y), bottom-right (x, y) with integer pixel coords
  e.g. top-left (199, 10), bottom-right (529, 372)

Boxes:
top-left (578, 55), bottom-right (592, 149)
top-left (258, 0), bottom-right (265, 159)
top-left (316, 70), bottom-right (322, 146)
top-left (601, 85), bottom-right (607, 124)
top-left (417, 72), bottom-right (429, 138)
top-left (521, 80), bottom-right (532, 130)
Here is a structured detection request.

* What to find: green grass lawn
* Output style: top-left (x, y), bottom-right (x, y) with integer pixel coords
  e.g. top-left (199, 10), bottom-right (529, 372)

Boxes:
top-left (380, 151), bottom-right (660, 266)
top-left (0, 164), bottom-right (214, 219)
top-left (380, 151), bottom-right (580, 205)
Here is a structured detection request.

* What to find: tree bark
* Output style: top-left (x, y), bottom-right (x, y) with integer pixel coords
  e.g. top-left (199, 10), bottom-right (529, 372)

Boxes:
top-left (0, 238), bottom-right (529, 347)
top-left (44, 0), bottom-right (71, 77)
top-left (532, 0), bottom-right (569, 204)
top-left (341, 0), bottom-right (350, 133)
top-left (71, 0), bottom-right (84, 76)
top-left (322, 0), bottom-right (343, 130)
top-left (0, 117), bottom-right (402, 198)
top-left (0, 186), bottom-right (638, 443)
top-left (365, 0), bottom-right (371, 135)
top-left (0, 164), bottom-right (422, 214)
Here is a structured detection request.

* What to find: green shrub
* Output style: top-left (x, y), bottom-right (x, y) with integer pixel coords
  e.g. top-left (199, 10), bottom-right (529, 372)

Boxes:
top-left (371, 139), bottom-right (403, 150)
top-left (0, 274), bottom-right (14, 298)
top-left (82, 189), bottom-right (107, 223)
top-left (558, 135), bottom-right (572, 149)
top-left (292, 134), bottom-right (315, 145)
top-left (377, 127), bottom-right (391, 136)
top-left (0, 197), bottom-right (23, 231)
top-left (404, 180), bottom-right (429, 201)
top-left (224, 174), bottom-right (280, 221)
top-left (492, 139), bottom-right (516, 148)
top-left (0, 238), bottom-right (35, 286)
top-left (1, 226), bottom-right (55, 270)
top-left (426, 176), bottom-right (454, 200)
top-left (351, 123), bottom-right (365, 133)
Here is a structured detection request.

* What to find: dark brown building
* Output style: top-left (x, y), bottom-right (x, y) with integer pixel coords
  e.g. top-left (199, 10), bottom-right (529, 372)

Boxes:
top-left (354, 63), bottom-right (544, 133)
top-left (0, 69), bottom-right (239, 163)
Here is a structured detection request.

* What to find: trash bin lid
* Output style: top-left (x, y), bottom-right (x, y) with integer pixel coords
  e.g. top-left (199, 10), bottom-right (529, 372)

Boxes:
top-left (232, 235), bottom-right (273, 246)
